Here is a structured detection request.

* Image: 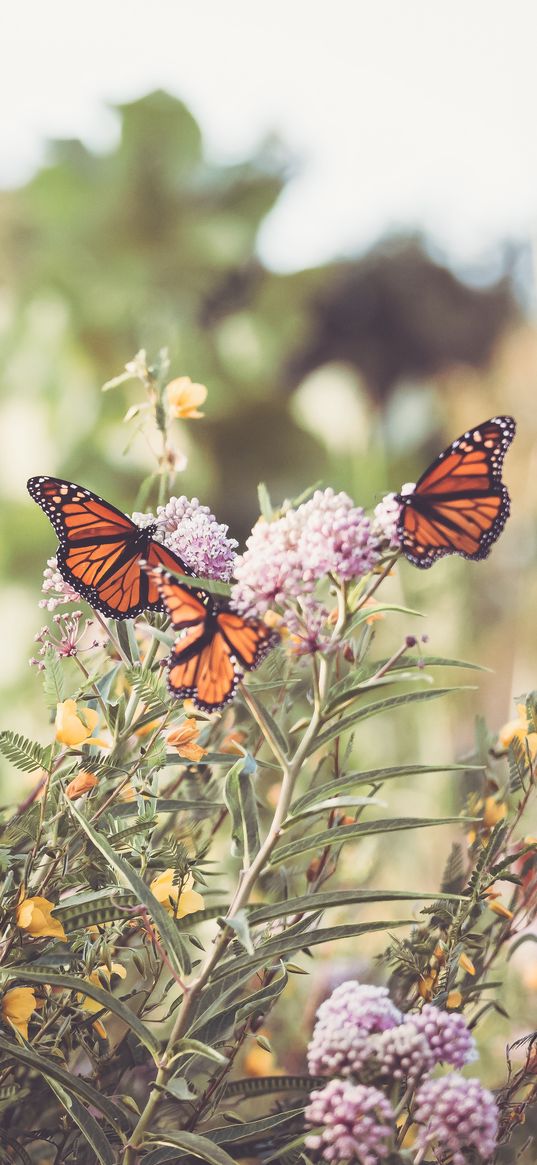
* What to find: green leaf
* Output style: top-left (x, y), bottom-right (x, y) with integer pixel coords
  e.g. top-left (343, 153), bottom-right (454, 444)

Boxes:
top-left (257, 481), bottom-right (274, 521)
top-left (244, 692), bottom-right (289, 760)
top-left (249, 887), bottom-right (466, 925)
top-left (224, 756), bottom-right (260, 863)
top-left (41, 646), bottom-right (66, 707)
top-left (272, 815), bottom-right (470, 865)
top-left (0, 731), bottom-right (47, 774)
top-left (162, 569), bottom-right (231, 598)
top-left (191, 962), bottom-right (288, 1044)
top-left (126, 664), bottom-right (171, 721)
top-left (0, 1035), bottom-right (129, 1132)
top-left (223, 1074), bottom-right (324, 1098)
top-left (283, 794), bottom-right (383, 827)
top-left (222, 909), bottom-right (254, 954)
top-left (213, 919), bottom-right (410, 979)
top-left (314, 687), bottom-right (475, 752)
top-left (172, 1037), bottom-right (228, 1065)
top-left (210, 1107), bottom-right (304, 1145)
top-left (44, 1078), bottom-right (116, 1165)
top-left (117, 619), bottom-right (140, 664)
top-left (0, 967), bottom-right (160, 1057)
top-left (66, 797), bottom-right (192, 978)
top-left (174, 905), bottom-right (227, 931)
top-left (54, 887), bottom-right (139, 928)
top-left (346, 602), bottom-right (424, 634)
top-left (291, 763), bottom-right (481, 813)
top-left (143, 1132), bottom-right (237, 1165)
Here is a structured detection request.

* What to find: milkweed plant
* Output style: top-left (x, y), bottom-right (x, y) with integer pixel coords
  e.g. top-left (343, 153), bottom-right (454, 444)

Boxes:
top-left (0, 350), bottom-right (535, 1165)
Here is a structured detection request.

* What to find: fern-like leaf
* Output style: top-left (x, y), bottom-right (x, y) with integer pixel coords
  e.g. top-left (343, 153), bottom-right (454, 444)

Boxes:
top-left (0, 731), bottom-right (47, 774)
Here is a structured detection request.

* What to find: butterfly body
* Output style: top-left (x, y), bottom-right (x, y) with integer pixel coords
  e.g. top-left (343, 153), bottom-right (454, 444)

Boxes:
top-left (149, 569), bottom-right (279, 712)
top-left (27, 476), bottom-right (190, 619)
top-left (396, 416), bottom-right (515, 568)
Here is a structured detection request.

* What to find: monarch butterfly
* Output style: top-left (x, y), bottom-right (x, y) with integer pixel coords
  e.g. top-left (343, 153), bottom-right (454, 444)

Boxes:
top-left (148, 568), bottom-right (279, 712)
top-left (396, 415), bottom-right (515, 569)
top-left (27, 476), bottom-right (190, 620)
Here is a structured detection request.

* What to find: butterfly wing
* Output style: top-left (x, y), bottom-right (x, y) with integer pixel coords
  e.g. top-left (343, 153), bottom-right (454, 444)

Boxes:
top-left (216, 610), bottom-right (280, 670)
top-left (397, 416), bottom-right (515, 569)
top-left (168, 629), bottom-right (238, 712)
top-left (150, 569), bottom-right (237, 711)
top-left (27, 476), bottom-right (189, 619)
top-left (150, 569), bottom-right (278, 712)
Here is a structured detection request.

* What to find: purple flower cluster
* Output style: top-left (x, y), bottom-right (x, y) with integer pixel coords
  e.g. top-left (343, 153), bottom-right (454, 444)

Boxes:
top-left (231, 488), bottom-right (379, 620)
top-left (305, 979), bottom-right (494, 1165)
top-left (414, 1073), bottom-right (499, 1165)
top-left (372, 492), bottom-right (402, 550)
top-left (307, 981), bottom-right (402, 1077)
top-left (413, 1003), bottom-right (477, 1069)
top-left (305, 1079), bottom-right (394, 1165)
top-left (369, 1021), bottom-right (433, 1086)
top-left (155, 496), bottom-right (238, 581)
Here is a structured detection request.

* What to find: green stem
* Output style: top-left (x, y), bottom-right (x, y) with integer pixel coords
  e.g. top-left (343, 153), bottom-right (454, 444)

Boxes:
top-left (93, 610), bottom-right (131, 668)
top-left (123, 662), bottom-right (329, 1158)
top-left (74, 657), bottom-right (108, 723)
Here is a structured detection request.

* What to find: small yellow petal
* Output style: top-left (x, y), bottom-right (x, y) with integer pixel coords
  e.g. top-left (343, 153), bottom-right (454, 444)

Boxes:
top-left (55, 700), bottom-right (102, 747)
top-left (446, 990), bottom-right (463, 1009)
top-left (489, 900), bottom-right (514, 920)
top-left (459, 953), bottom-right (476, 975)
top-left (65, 771), bottom-right (98, 800)
top-left (1, 987), bottom-right (37, 1038)
top-left (166, 377), bottom-right (207, 419)
top-left (16, 896), bottom-right (66, 940)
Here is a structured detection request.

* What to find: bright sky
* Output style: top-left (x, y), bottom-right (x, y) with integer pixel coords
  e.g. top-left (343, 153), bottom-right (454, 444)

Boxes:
top-left (2, 0), bottom-right (537, 271)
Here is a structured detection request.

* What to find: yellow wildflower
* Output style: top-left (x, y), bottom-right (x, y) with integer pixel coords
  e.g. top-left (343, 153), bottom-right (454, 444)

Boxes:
top-left (149, 869), bottom-right (204, 917)
top-left (489, 900), bottom-right (514, 920)
top-left (446, 990), bottom-right (463, 1009)
top-left (78, 963), bottom-right (127, 1014)
top-left (498, 704), bottom-right (537, 758)
top-left (1, 987), bottom-right (37, 1039)
top-left (459, 953), bottom-right (476, 975)
top-left (166, 376), bottom-right (207, 419)
top-left (55, 700), bottom-right (104, 747)
top-left (167, 719), bottom-right (206, 763)
top-left (221, 731), bottom-right (247, 755)
top-left (16, 896), bottom-right (66, 940)
top-left (483, 797), bottom-right (508, 829)
top-left (65, 771), bottom-right (98, 800)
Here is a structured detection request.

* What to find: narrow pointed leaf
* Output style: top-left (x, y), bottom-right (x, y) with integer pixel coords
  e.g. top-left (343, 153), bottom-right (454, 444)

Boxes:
top-left (291, 763), bottom-right (481, 813)
top-left (272, 816), bottom-right (470, 865)
top-left (224, 756), bottom-right (260, 863)
top-left (0, 1035), bottom-right (128, 1131)
top-left (66, 797), bottom-right (191, 978)
top-left (143, 1132), bottom-right (237, 1165)
top-left (0, 967), bottom-right (160, 1056)
top-left (213, 919), bottom-right (410, 979)
top-left (313, 687), bottom-right (475, 753)
top-left (249, 887), bottom-right (467, 925)
top-left (44, 1078), bottom-right (116, 1165)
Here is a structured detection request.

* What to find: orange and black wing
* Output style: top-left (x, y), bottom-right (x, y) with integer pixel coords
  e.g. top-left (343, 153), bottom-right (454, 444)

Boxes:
top-left (27, 476), bottom-right (189, 619)
top-left (397, 416), bottom-right (515, 569)
top-left (168, 628), bottom-right (239, 712)
top-left (150, 569), bottom-right (279, 712)
top-left (216, 610), bottom-right (280, 670)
